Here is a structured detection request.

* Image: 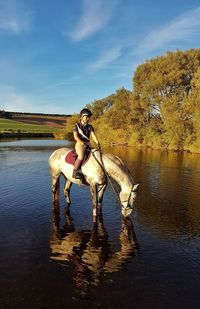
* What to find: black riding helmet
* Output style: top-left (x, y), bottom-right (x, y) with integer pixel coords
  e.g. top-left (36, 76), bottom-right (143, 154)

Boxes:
top-left (80, 108), bottom-right (92, 118)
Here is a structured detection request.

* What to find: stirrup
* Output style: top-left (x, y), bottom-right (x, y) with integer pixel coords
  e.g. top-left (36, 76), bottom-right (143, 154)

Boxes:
top-left (72, 170), bottom-right (82, 179)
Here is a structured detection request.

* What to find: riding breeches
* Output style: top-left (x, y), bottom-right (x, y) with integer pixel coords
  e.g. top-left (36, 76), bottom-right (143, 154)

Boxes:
top-left (75, 142), bottom-right (86, 160)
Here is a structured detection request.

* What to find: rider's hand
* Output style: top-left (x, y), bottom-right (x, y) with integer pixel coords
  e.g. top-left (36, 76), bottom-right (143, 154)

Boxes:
top-left (84, 142), bottom-right (92, 148)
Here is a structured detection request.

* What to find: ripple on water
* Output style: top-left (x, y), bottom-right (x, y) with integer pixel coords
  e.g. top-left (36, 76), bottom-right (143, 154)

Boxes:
top-left (1, 140), bottom-right (200, 308)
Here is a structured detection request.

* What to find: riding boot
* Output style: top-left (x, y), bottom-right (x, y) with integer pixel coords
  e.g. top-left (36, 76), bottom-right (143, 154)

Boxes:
top-left (73, 158), bottom-right (83, 179)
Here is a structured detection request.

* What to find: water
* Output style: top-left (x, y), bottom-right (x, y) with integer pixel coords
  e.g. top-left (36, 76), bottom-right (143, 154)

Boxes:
top-left (1, 139), bottom-right (200, 308)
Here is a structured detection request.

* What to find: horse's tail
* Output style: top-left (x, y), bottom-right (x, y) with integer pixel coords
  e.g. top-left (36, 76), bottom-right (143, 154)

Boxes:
top-left (49, 148), bottom-right (69, 202)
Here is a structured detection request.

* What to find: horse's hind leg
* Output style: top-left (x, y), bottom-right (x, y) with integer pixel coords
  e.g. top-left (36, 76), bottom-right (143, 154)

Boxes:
top-left (50, 169), bottom-right (61, 206)
top-left (63, 179), bottom-right (72, 212)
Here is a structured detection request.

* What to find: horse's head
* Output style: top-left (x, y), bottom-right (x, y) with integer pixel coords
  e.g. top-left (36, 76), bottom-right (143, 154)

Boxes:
top-left (120, 183), bottom-right (139, 217)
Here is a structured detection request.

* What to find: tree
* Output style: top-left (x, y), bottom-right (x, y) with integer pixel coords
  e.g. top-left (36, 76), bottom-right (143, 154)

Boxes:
top-left (85, 96), bottom-right (114, 120)
top-left (90, 88), bottom-right (135, 145)
top-left (132, 49), bottom-right (200, 151)
top-left (133, 49), bottom-right (200, 119)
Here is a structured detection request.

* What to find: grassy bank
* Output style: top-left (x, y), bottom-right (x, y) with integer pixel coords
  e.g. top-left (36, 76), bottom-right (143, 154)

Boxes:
top-left (0, 118), bottom-right (58, 133)
top-left (0, 118), bottom-right (59, 139)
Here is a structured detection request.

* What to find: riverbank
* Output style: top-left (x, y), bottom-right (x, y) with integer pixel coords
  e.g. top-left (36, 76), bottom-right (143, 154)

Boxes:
top-left (0, 117), bottom-right (61, 139)
top-left (0, 131), bottom-right (54, 139)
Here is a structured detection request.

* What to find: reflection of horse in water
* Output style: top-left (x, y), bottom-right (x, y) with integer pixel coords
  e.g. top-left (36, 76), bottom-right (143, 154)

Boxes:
top-left (50, 209), bottom-right (138, 296)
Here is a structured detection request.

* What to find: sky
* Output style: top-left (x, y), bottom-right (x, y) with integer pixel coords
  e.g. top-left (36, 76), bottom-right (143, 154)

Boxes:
top-left (1, 0), bottom-right (200, 115)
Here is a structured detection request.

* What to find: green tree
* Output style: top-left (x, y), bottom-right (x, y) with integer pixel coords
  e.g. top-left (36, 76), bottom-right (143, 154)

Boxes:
top-left (133, 49), bottom-right (200, 119)
top-left (85, 96), bottom-right (114, 119)
top-left (54, 114), bottom-right (79, 140)
top-left (133, 49), bottom-right (200, 151)
top-left (56, 48), bottom-right (200, 153)
top-left (91, 88), bottom-right (134, 145)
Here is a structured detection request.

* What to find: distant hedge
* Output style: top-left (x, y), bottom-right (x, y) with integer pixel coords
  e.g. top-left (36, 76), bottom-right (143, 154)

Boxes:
top-left (4, 111), bottom-right (71, 117)
top-left (0, 110), bottom-right (12, 119)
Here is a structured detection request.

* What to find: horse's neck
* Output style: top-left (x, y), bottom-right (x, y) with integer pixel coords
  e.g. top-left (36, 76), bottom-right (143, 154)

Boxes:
top-left (103, 154), bottom-right (132, 192)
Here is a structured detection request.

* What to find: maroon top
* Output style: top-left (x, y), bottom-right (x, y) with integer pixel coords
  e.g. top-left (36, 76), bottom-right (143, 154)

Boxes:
top-left (73, 122), bottom-right (94, 142)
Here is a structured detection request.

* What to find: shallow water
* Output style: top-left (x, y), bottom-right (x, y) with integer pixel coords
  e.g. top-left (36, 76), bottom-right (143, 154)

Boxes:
top-left (1, 139), bottom-right (200, 308)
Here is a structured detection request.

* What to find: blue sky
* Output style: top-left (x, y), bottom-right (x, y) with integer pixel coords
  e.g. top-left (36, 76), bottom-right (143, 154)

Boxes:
top-left (1, 0), bottom-right (200, 114)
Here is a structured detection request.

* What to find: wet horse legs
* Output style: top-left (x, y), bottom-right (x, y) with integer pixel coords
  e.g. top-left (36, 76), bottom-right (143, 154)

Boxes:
top-left (90, 183), bottom-right (107, 221)
top-left (63, 179), bottom-right (72, 211)
top-left (97, 182), bottom-right (107, 209)
top-left (90, 183), bottom-right (98, 221)
top-left (51, 173), bottom-right (60, 204)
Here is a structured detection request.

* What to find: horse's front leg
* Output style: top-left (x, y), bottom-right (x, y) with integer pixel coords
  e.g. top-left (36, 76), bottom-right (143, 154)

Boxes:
top-left (63, 179), bottom-right (72, 212)
top-left (97, 182), bottom-right (107, 211)
top-left (90, 183), bottom-right (98, 221)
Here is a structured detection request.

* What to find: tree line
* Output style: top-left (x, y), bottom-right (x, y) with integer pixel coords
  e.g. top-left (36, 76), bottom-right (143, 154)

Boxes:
top-left (0, 110), bottom-right (71, 119)
top-left (57, 48), bottom-right (200, 153)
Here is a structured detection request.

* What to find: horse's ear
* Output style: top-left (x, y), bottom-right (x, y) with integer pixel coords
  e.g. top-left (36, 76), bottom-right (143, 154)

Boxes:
top-left (133, 183), bottom-right (139, 192)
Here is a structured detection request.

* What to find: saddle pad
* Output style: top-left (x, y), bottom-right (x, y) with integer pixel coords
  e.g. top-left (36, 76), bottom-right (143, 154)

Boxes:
top-left (65, 150), bottom-right (91, 166)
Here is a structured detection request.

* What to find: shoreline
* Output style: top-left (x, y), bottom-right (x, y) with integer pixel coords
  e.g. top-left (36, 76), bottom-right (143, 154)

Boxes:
top-left (0, 131), bottom-right (54, 139)
top-left (1, 133), bottom-right (199, 155)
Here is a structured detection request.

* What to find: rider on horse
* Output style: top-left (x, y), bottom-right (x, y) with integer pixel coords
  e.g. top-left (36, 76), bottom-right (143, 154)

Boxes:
top-left (73, 108), bottom-right (100, 179)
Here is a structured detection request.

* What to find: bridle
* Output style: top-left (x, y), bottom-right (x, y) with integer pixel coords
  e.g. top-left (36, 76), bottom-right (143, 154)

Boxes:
top-left (120, 183), bottom-right (136, 206)
top-left (91, 148), bottom-right (135, 208)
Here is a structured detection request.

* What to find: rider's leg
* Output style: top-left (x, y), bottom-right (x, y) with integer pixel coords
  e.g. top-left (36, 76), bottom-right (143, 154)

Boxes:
top-left (73, 143), bottom-right (85, 179)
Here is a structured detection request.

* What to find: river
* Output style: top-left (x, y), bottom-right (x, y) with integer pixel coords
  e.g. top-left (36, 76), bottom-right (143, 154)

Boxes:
top-left (0, 139), bottom-right (200, 308)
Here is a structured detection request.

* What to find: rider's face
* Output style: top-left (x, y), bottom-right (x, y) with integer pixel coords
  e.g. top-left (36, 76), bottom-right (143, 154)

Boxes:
top-left (81, 115), bottom-right (90, 124)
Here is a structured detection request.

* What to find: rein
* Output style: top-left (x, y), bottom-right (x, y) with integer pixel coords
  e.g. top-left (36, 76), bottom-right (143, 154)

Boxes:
top-left (91, 149), bottom-right (134, 207)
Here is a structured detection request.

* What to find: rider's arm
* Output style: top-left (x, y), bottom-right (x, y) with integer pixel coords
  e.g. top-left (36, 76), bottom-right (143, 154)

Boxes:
top-left (73, 131), bottom-right (84, 145)
top-left (91, 131), bottom-right (100, 146)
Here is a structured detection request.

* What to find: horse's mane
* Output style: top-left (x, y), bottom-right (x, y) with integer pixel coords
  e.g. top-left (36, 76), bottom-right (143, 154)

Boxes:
top-left (105, 153), bottom-right (133, 180)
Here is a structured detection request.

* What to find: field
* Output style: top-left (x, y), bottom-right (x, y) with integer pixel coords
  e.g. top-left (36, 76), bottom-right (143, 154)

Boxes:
top-left (11, 114), bottom-right (66, 128)
top-left (0, 112), bottom-right (68, 133)
top-left (0, 118), bottom-right (57, 133)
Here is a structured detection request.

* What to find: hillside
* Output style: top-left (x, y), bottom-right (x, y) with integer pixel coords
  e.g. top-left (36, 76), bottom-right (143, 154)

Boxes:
top-left (0, 111), bottom-right (70, 138)
top-left (11, 114), bottom-right (67, 128)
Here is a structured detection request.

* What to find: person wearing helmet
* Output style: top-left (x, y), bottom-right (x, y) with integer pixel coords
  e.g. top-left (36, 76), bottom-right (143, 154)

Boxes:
top-left (72, 108), bottom-right (100, 179)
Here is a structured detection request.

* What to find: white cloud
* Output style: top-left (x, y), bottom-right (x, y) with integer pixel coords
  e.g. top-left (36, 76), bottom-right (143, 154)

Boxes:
top-left (87, 46), bottom-right (122, 72)
top-left (70, 0), bottom-right (113, 41)
top-left (0, 0), bottom-right (33, 34)
top-left (137, 6), bottom-right (200, 54)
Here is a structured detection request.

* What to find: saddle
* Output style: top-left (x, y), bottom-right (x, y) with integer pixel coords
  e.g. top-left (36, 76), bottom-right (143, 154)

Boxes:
top-left (65, 148), bottom-right (91, 167)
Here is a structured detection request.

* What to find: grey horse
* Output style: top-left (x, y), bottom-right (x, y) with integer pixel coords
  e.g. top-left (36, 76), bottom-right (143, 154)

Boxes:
top-left (49, 148), bottom-right (139, 219)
